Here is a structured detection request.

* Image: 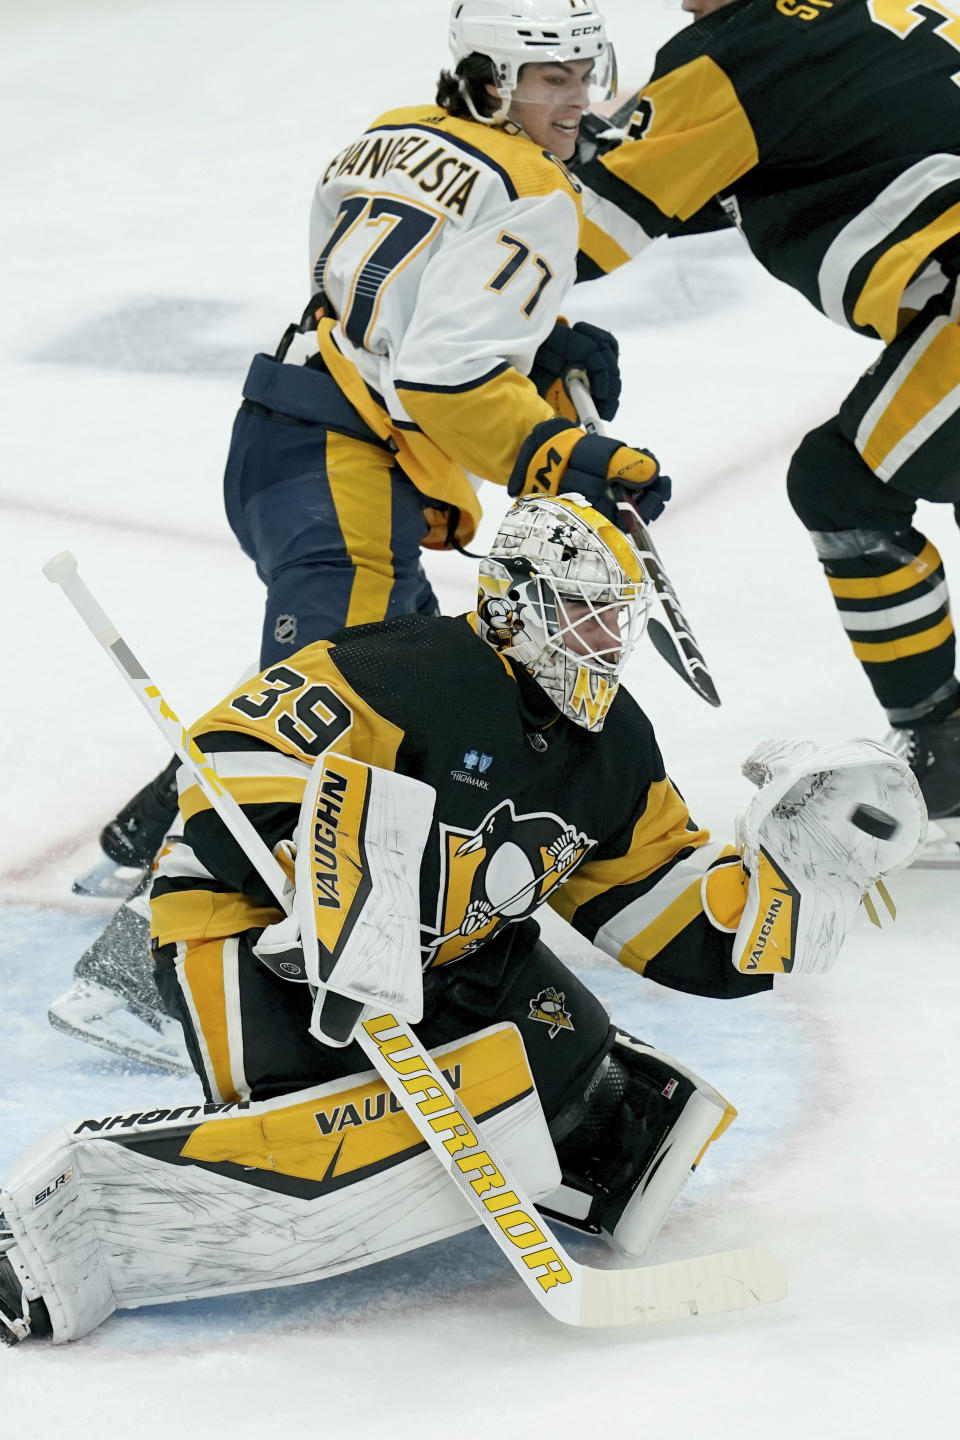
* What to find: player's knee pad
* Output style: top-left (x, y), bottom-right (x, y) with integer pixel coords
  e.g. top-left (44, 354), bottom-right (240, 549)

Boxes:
top-left (541, 1032), bottom-right (735, 1259)
top-left (786, 419), bottom-right (916, 534)
top-left (0, 1023), bottom-right (558, 1342)
top-left (786, 421), bottom-right (855, 530)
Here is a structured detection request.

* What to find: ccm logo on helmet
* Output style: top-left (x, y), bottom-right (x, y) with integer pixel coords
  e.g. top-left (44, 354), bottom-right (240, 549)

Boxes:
top-left (571, 25), bottom-right (603, 35)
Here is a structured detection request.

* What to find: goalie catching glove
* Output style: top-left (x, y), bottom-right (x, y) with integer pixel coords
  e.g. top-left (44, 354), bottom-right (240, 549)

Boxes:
top-left (704, 738), bottom-right (927, 976)
top-left (508, 418), bottom-right (671, 530)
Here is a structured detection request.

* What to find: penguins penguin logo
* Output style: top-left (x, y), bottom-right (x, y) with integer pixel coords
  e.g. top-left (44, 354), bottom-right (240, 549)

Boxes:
top-left (426, 800), bottom-right (594, 966)
top-left (528, 987), bottom-right (575, 1039)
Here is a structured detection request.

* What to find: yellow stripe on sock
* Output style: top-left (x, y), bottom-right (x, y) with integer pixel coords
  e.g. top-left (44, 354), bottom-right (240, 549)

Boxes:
top-left (827, 541), bottom-right (940, 600)
top-left (850, 613), bottom-right (954, 662)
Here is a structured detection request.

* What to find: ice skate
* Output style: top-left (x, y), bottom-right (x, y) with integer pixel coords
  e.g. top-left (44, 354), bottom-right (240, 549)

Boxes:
top-left (48, 891), bottom-right (191, 1073)
top-left (73, 756), bottom-right (180, 896)
top-left (887, 716), bottom-right (960, 867)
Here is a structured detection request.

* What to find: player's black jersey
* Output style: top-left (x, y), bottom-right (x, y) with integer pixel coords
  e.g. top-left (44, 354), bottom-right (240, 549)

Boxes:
top-left (150, 614), bottom-right (766, 1001)
top-left (574, 0), bottom-right (960, 342)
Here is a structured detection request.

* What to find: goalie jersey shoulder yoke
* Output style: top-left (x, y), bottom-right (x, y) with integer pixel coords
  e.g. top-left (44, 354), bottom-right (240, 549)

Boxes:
top-left (151, 615), bottom-right (767, 1001)
top-left (574, 0), bottom-right (960, 342)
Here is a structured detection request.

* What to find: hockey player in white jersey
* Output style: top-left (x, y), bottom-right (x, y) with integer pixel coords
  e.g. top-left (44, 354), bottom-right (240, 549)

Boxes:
top-left (1, 495), bottom-right (925, 1344)
top-left (228, 0), bottom-right (667, 662)
top-left (89, 0), bottom-right (667, 875)
top-left (53, 1), bottom-right (675, 1065)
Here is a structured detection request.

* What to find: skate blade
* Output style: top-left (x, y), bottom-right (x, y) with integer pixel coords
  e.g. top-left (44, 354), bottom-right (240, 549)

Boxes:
top-left (48, 980), bottom-right (191, 1074)
top-left (72, 854), bottom-right (147, 900)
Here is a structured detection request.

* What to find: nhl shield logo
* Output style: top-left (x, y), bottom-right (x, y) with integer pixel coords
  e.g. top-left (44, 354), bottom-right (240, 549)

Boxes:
top-left (274, 613), bottom-right (298, 647)
top-left (528, 986), bottom-right (574, 1039)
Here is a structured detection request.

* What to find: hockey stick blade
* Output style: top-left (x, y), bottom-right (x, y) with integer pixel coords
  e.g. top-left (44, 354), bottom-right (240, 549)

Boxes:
top-left (46, 553), bottom-right (782, 1328)
top-left (356, 1009), bottom-right (786, 1328)
top-left (648, 616), bottom-right (721, 707)
top-left (565, 378), bottom-right (721, 707)
top-left (575, 1246), bottom-right (785, 1326)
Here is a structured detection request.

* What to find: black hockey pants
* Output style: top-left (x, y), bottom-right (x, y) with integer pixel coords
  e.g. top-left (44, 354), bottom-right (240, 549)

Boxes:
top-left (156, 918), bottom-right (613, 1127)
top-left (787, 280), bottom-right (960, 725)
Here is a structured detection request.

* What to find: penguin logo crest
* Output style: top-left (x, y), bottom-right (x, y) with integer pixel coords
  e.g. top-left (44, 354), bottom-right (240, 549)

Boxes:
top-left (528, 987), bottom-right (575, 1039)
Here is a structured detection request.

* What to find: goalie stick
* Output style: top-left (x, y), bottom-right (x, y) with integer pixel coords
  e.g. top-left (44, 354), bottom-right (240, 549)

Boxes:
top-left (567, 374), bottom-right (721, 708)
top-left (43, 549), bottom-right (785, 1329)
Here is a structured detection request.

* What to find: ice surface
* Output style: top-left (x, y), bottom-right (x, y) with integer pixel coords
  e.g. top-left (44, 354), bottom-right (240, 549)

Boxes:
top-left (2, 3), bottom-right (958, 1435)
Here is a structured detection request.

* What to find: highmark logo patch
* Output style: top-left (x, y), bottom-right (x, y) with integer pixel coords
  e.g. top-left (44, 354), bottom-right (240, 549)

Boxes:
top-left (451, 748), bottom-right (493, 790)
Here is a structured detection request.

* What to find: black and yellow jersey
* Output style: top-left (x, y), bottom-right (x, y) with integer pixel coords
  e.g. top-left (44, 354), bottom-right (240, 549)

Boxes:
top-left (574, 0), bottom-right (960, 343)
top-left (309, 105), bottom-right (587, 543)
top-left (150, 614), bottom-right (767, 1002)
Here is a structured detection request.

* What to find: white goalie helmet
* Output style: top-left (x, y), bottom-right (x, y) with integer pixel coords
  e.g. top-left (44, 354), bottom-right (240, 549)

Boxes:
top-left (448, 0), bottom-right (617, 106)
top-left (477, 495), bottom-right (653, 731)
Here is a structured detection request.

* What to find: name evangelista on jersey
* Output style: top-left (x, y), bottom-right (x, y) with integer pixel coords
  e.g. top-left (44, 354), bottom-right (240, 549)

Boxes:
top-left (573, 0), bottom-right (960, 343)
top-left (307, 106), bottom-right (585, 532)
top-left (150, 615), bottom-right (768, 1001)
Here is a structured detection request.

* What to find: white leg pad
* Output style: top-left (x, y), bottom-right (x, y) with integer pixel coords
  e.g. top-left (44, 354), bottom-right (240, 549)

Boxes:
top-left (0, 1023), bottom-right (558, 1342)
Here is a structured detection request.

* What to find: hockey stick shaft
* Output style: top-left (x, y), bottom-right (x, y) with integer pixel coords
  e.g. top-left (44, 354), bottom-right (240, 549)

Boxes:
top-left (42, 550), bottom-right (593, 1314)
top-left (42, 551), bottom-right (292, 908)
top-left (567, 376), bottom-right (721, 707)
top-left (44, 551), bottom-right (784, 1327)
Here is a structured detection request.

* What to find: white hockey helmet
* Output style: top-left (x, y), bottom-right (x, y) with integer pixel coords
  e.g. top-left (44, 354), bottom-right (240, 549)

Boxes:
top-left (477, 495), bottom-right (652, 732)
top-left (448, 0), bottom-right (617, 106)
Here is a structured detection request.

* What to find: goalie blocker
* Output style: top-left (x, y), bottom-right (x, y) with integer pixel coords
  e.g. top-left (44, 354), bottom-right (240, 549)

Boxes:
top-left (0, 1021), bottom-right (730, 1343)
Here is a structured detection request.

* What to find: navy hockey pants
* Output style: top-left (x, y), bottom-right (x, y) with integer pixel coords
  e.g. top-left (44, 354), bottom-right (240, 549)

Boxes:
top-left (224, 356), bottom-right (439, 666)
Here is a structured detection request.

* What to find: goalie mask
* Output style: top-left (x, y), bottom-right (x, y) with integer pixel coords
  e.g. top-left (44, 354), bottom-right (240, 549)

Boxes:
top-left (477, 495), bottom-right (652, 732)
top-left (448, 0), bottom-right (617, 113)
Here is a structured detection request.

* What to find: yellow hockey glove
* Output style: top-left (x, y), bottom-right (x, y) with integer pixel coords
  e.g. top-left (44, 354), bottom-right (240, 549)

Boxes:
top-left (508, 420), bottom-right (671, 528)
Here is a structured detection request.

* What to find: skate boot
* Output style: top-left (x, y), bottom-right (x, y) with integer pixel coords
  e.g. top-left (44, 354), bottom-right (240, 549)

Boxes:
top-left (74, 755), bottom-right (182, 898)
top-left (98, 755), bottom-right (181, 868)
top-left (0, 1235), bottom-right (52, 1346)
top-left (543, 1032), bottom-right (735, 1258)
top-left (888, 715), bottom-right (960, 866)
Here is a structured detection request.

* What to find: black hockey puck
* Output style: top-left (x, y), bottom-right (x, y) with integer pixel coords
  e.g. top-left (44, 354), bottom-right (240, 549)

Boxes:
top-left (849, 804), bottom-right (900, 839)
